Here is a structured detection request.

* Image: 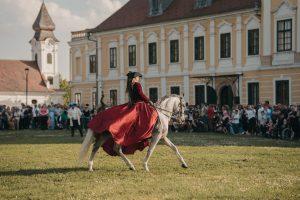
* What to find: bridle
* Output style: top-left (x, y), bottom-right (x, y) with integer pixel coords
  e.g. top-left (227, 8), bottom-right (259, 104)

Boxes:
top-left (154, 97), bottom-right (185, 123)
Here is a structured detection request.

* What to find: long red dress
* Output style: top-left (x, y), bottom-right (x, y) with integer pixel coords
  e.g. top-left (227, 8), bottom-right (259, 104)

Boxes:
top-left (88, 82), bottom-right (158, 156)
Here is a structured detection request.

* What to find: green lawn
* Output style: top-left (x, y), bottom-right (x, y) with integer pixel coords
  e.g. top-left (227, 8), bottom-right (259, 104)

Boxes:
top-left (0, 130), bottom-right (299, 200)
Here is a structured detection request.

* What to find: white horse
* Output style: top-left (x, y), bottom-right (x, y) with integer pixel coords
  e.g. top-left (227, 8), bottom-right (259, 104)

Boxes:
top-left (79, 95), bottom-right (188, 172)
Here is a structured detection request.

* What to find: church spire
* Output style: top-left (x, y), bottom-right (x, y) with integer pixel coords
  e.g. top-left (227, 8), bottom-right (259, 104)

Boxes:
top-left (32, 2), bottom-right (58, 42)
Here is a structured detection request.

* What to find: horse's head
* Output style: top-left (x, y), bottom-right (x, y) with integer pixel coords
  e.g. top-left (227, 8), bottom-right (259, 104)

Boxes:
top-left (172, 96), bottom-right (186, 124)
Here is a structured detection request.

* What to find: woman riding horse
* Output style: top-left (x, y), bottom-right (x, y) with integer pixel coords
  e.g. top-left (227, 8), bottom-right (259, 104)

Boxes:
top-left (87, 71), bottom-right (158, 156)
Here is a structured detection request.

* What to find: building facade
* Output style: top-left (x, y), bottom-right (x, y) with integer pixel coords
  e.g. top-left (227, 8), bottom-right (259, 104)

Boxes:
top-left (69, 0), bottom-right (300, 108)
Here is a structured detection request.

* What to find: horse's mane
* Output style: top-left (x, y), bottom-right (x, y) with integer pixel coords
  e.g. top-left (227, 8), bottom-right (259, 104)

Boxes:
top-left (157, 94), bottom-right (181, 104)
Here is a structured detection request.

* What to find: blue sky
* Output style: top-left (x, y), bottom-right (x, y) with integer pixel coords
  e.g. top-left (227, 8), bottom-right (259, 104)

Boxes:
top-left (0, 0), bottom-right (129, 79)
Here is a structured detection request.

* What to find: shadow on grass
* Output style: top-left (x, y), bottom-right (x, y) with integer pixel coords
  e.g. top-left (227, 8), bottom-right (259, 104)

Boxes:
top-left (0, 129), bottom-right (299, 148)
top-left (0, 167), bottom-right (87, 177)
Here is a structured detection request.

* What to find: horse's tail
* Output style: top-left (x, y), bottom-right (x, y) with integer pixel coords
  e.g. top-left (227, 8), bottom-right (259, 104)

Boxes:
top-left (79, 129), bottom-right (94, 164)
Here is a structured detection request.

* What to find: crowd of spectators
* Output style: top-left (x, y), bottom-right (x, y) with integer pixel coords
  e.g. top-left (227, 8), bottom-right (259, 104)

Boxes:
top-left (0, 103), bottom-right (94, 137)
top-left (170, 101), bottom-right (300, 140)
top-left (1, 101), bottom-right (299, 140)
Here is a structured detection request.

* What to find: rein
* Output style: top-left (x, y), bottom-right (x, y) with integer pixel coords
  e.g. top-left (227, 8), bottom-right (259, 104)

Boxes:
top-left (153, 97), bottom-right (185, 121)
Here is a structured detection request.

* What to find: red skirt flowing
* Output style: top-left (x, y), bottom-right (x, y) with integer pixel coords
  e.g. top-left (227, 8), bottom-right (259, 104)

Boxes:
top-left (88, 102), bottom-right (158, 156)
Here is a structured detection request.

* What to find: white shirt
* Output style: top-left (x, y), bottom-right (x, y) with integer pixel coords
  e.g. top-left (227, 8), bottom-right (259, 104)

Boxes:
top-left (68, 107), bottom-right (82, 120)
top-left (231, 112), bottom-right (240, 124)
top-left (246, 109), bottom-right (256, 119)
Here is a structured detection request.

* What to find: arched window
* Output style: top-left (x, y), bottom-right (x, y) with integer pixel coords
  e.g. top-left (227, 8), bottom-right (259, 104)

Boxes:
top-left (47, 53), bottom-right (52, 64)
top-left (47, 76), bottom-right (53, 85)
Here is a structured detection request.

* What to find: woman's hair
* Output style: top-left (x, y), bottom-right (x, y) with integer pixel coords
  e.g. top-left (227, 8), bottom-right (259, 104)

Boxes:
top-left (126, 72), bottom-right (134, 105)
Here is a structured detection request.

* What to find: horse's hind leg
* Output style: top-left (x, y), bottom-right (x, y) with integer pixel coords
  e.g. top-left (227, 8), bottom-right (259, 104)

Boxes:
top-left (88, 132), bottom-right (111, 172)
top-left (88, 139), bottom-right (102, 171)
top-left (163, 137), bottom-right (188, 168)
top-left (114, 144), bottom-right (136, 171)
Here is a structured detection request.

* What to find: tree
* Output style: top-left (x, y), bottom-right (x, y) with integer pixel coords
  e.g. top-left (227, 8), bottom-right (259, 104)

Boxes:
top-left (59, 78), bottom-right (71, 106)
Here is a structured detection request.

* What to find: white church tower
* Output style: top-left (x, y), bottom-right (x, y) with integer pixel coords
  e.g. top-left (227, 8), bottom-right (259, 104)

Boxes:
top-left (30, 2), bottom-right (60, 89)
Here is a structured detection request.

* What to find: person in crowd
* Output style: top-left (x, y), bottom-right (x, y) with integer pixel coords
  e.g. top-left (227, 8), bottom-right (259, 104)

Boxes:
top-left (82, 104), bottom-right (91, 131)
top-left (246, 105), bottom-right (256, 135)
top-left (48, 105), bottom-right (56, 130)
top-left (68, 103), bottom-right (83, 137)
top-left (230, 108), bottom-right (243, 134)
top-left (1, 105), bottom-right (9, 130)
top-left (39, 104), bottom-right (49, 130)
top-left (32, 104), bottom-right (39, 129)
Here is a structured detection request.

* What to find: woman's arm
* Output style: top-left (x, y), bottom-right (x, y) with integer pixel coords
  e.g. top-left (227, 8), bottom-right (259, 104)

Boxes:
top-left (135, 83), bottom-right (150, 103)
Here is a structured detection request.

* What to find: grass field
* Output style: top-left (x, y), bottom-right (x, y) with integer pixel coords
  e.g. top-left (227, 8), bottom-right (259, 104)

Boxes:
top-left (0, 130), bottom-right (299, 200)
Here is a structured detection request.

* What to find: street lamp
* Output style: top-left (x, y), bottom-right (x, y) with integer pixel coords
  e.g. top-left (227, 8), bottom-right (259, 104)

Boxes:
top-left (87, 31), bottom-right (99, 108)
top-left (25, 68), bottom-right (29, 105)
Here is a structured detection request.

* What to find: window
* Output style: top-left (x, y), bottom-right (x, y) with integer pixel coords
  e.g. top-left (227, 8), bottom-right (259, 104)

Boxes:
top-left (275, 80), bottom-right (289, 105)
top-left (194, 36), bottom-right (205, 60)
top-left (148, 42), bottom-right (157, 65)
top-left (89, 55), bottom-right (96, 74)
top-left (110, 90), bottom-right (118, 106)
top-left (152, 0), bottom-right (159, 13)
top-left (47, 77), bottom-right (53, 85)
top-left (75, 57), bottom-right (81, 75)
top-left (170, 86), bottom-right (180, 95)
top-left (92, 92), bottom-right (96, 109)
top-left (35, 54), bottom-right (38, 61)
top-left (195, 85), bottom-right (205, 105)
top-left (277, 19), bottom-right (292, 52)
top-left (47, 53), bottom-right (52, 64)
top-left (248, 82), bottom-right (259, 105)
top-left (196, 0), bottom-right (213, 8)
top-left (170, 40), bottom-right (179, 63)
top-left (248, 29), bottom-right (259, 55)
top-left (110, 47), bottom-right (117, 68)
top-left (149, 88), bottom-right (158, 103)
top-left (220, 33), bottom-right (231, 58)
top-left (75, 93), bottom-right (81, 105)
top-left (128, 45), bottom-right (136, 67)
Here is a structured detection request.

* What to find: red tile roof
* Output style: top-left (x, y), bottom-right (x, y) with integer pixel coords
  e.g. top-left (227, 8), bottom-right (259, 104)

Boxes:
top-left (92, 0), bottom-right (258, 33)
top-left (0, 60), bottom-right (50, 93)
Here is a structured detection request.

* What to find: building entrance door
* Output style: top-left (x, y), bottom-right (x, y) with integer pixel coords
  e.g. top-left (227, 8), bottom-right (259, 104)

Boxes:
top-left (220, 85), bottom-right (233, 108)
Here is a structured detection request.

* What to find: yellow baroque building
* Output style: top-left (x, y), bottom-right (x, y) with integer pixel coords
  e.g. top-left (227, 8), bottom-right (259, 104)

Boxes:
top-left (69, 0), bottom-right (300, 108)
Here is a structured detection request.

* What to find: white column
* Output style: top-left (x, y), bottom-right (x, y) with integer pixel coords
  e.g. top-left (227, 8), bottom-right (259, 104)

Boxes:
top-left (263, 0), bottom-right (272, 56)
top-left (160, 26), bottom-right (166, 74)
top-left (236, 15), bottom-right (242, 70)
top-left (120, 79), bottom-right (126, 104)
top-left (97, 38), bottom-right (103, 104)
top-left (140, 31), bottom-right (145, 88)
top-left (69, 50), bottom-right (72, 81)
top-left (97, 38), bottom-right (102, 76)
top-left (119, 34), bottom-right (125, 103)
top-left (209, 18), bottom-right (215, 71)
top-left (119, 34), bottom-right (125, 75)
top-left (160, 26), bottom-right (167, 97)
top-left (85, 44), bottom-right (89, 81)
top-left (239, 76), bottom-right (243, 104)
top-left (140, 31), bottom-right (145, 73)
top-left (161, 77), bottom-right (167, 97)
top-left (183, 24), bottom-right (189, 72)
top-left (297, 0), bottom-right (300, 52)
top-left (184, 75), bottom-right (189, 103)
top-left (183, 23), bottom-right (190, 103)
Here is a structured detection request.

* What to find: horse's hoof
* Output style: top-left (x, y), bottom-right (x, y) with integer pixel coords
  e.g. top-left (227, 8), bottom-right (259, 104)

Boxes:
top-left (129, 167), bottom-right (136, 171)
top-left (89, 168), bottom-right (94, 172)
top-left (181, 164), bottom-right (188, 168)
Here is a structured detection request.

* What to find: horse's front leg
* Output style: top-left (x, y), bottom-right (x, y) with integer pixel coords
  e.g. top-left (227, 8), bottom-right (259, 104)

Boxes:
top-left (163, 137), bottom-right (188, 168)
top-left (114, 144), bottom-right (136, 171)
top-left (143, 132), bottom-right (162, 172)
